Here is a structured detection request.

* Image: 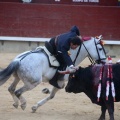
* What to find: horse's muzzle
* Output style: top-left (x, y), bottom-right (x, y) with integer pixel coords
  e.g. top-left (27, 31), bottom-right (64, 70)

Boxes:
top-left (96, 58), bottom-right (106, 64)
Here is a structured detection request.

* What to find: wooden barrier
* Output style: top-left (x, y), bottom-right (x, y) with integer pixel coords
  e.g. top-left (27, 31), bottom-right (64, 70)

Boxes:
top-left (0, 36), bottom-right (119, 57)
top-left (0, 36), bottom-right (48, 53)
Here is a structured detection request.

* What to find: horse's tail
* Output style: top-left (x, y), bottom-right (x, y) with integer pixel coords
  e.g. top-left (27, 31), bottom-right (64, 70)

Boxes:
top-left (0, 59), bottom-right (20, 86)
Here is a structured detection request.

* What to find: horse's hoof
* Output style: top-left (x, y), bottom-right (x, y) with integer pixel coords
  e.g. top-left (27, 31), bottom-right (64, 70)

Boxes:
top-left (13, 103), bottom-right (18, 109)
top-left (21, 102), bottom-right (26, 110)
top-left (31, 105), bottom-right (37, 113)
top-left (42, 88), bottom-right (50, 94)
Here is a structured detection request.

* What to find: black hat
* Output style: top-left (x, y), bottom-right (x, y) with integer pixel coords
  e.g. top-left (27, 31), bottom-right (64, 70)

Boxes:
top-left (71, 26), bottom-right (80, 36)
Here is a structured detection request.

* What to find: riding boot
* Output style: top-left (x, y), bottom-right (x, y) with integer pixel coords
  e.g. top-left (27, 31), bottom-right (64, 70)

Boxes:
top-left (58, 73), bottom-right (65, 80)
top-left (57, 65), bottom-right (65, 80)
top-left (49, 52), bottom-right (66, 88)
top-left (49, 71), bottom-right (65, 89)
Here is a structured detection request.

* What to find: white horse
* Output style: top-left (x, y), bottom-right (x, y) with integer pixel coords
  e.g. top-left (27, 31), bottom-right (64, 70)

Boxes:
top-left (0, 35), bottom-right (106, 112)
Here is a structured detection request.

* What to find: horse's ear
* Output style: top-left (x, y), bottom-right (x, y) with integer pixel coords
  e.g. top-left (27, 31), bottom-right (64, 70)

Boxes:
top-left (99, 35), bottom-right (102, 39)
top-left (96, 35), bottom-right (105, 45)
top-left (95, 35), bottom-right (102, 40)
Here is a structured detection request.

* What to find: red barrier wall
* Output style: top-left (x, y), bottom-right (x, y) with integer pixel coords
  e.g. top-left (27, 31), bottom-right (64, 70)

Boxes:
top-left (0, 2), bottom-right (120, 40)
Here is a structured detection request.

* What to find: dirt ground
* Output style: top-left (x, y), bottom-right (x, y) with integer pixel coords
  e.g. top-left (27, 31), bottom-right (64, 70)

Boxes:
top-left (0, 53), bottom-right (120, 120)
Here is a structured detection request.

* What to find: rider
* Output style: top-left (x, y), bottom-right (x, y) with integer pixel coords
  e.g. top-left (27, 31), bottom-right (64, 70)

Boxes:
top-left (49, 25), bottom-right (82, 73)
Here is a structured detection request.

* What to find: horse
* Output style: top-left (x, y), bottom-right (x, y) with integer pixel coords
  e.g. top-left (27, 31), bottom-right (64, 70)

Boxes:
top-left (64, 63), bottom-right (120, 120)
top-left (0, 35), bottom-right (106, 112)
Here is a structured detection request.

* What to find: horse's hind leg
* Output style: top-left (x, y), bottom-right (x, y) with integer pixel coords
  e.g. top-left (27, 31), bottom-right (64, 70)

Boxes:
top-left (32, 87), bottom-right (59, 113)
top-left (14, 82), bottom-right (40, 110)
top-left (14, 85), bottom-right (30, 110)
top-left (8, 74), bottom-right (20, 109)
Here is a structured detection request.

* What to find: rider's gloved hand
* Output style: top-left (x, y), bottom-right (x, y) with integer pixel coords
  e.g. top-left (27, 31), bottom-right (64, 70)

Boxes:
top-left (68, 65), bottom-right (78, 73)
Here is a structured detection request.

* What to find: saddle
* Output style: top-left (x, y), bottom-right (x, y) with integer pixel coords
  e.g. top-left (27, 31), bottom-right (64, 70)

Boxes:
top-left (35, 45), bottom-right (60, 68)
top-left (45, 41), bottom-right (54, 55)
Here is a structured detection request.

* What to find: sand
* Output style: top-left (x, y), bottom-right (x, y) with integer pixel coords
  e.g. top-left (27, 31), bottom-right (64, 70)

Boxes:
top-left (0, 53), bottom-right (120, 120)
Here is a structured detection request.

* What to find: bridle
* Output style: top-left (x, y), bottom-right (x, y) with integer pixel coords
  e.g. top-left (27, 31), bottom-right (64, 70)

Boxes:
top-left (94, 38), bottom-right (106, 64)
top-left (73, 37), bottom-right (106, 65)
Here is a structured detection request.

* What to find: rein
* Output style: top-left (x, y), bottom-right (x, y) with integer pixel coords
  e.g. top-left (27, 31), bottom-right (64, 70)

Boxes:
top-left (73, 42), bottom-right (96, 65)
top-left (82, 42), bottom-right (96, 65)
top-left (82, 37), bottom-right (106, 65)
top-left (73, 44), bottom-right (82, 65)
top-left (73, 37), bottom-right (104, 65)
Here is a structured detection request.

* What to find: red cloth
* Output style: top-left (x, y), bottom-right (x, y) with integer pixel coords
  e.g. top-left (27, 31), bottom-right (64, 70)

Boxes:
top-left (82, 36), bottom-right (91, 41)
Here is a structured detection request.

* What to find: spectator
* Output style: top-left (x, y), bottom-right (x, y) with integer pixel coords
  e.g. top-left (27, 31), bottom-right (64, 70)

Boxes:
top-left (118, 0), bottom-right (120, 6)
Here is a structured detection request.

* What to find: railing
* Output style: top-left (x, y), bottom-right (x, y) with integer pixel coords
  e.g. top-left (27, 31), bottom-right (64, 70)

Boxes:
top-left (0, 36), bottom-right (119, 57)
top-left (0, 36), bottom-right (120, 45)
top-left (0, 36), bottom-right (49, 42)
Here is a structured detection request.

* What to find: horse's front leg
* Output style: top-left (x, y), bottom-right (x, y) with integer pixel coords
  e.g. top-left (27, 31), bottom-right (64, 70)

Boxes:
top-left (32, 86), bottom-right (59, 112)
top-left (31, 78), bottom-right (65, 112)
top-left (8, 75), bottom-right (20, 109)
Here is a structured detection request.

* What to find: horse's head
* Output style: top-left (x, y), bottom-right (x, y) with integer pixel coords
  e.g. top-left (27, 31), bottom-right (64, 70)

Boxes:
top-left (69, 35), bottom-right (107, 66)
top-left (82, 35), bottom-right (106, 64)
top-left (94, 35), bottom-right (107, 64)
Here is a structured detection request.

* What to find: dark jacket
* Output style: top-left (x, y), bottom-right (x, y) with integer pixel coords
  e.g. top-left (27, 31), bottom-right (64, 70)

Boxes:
top-left (56, 26), bottom-right (80, 66)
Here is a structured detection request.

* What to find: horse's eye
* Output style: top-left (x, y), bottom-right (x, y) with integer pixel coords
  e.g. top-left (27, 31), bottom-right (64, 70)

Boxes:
top-left (99, 48), bottom-right (102, 50)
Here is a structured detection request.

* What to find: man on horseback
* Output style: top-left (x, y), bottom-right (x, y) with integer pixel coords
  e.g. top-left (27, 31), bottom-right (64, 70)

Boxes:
top-left (46, 25), bottom-right (82, 88)
top-left (49, 25), bottom-right (82, 72)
